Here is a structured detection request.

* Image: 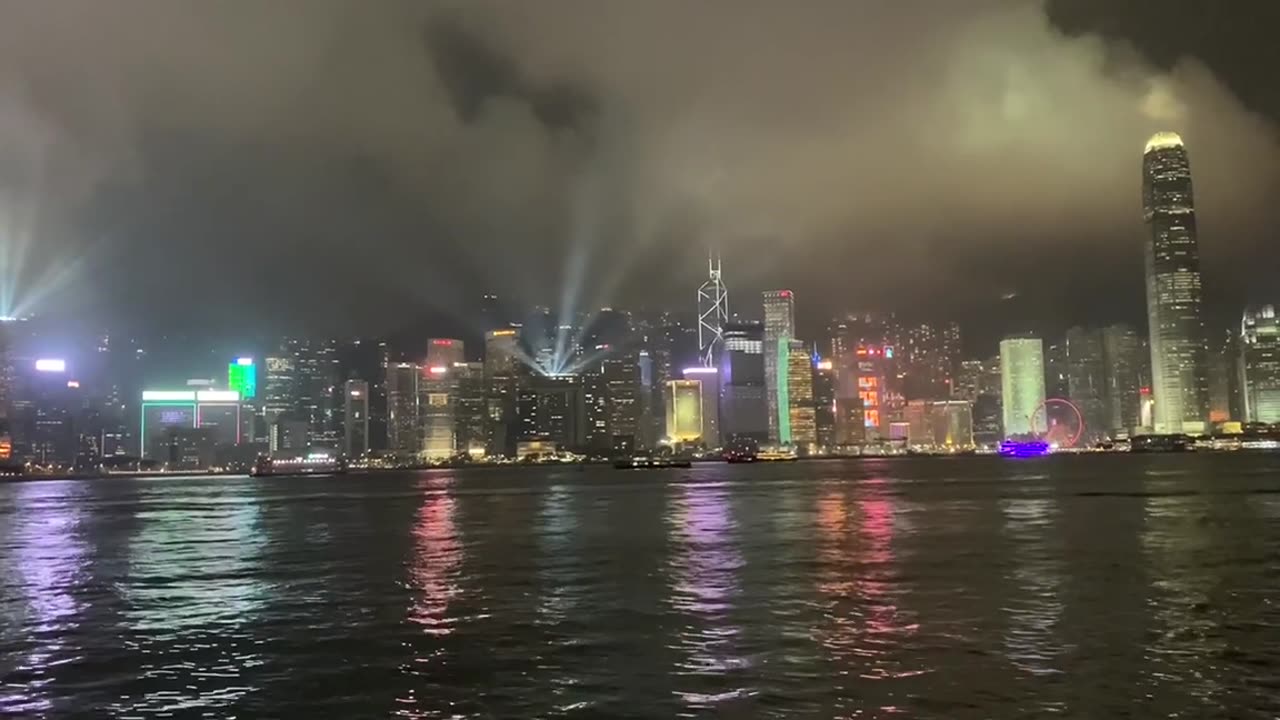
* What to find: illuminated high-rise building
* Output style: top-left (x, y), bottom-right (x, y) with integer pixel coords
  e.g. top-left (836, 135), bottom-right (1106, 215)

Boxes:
top-left (664, 379), bottom-right (703, 443)
top-left (515, 374), bottom-right (584, 450)
top-left (682, 366), bottom-right (721, 447)
top-left (227, 358), bottom-right (257, 399)
top-left (1044, 340), bottom-right (1068, 400)
top-left (426, 339), bottom-right (465, 370)
top-left (343, 380), bottom-right (369, 457)
top-left (452, 361), bottom-right (488, 457)
top-left (902, 400), bottom-right (974, 448)
top-left (1000, 336), bottom-right (1046, 438)
top-left (833, 398), bottom-right (865, 447)
top-left (896, 321), bottom-right (961, 400)
top-left (1065, 327), bottom-right (1108, 443)
top-left (719, 321), bottom-right (767, 441)
top-left (1240, 305), bottom-right (1280, 423)
top-left (1143, 131), bottom-right (1210, 433)
top-left (478, 293), bottom-right (504, 338)
top-left (420, 366), bottom-right (456, 460)
top-left (484, 328), bottom-right (521, 457)
top-left (813, 358), bottom-right (837, 450)
top-left (262, 353), bottom-right (296, 428)
top-left (139, 389), bottom-right (242, 462)
top-left (785, 339), bottom-right (816, 449)
top-left (762, 289), bottom-right (796, 444)
top-left (0, 317), bottom-right (16, 423)
top-left (851, 345), bottom-right (893, 438)
top-left (603, 351), bottom-right (641, 450)
top-left (385, 361), bottom-right (420, 455)
top-left (582, 364), bottom-right (610, 451)
top-left (1101, 324), bottom-right (1144, 433)
top-left (266, 337), bottom-right (340, 446)
top-left (697, 251), bottom-right (729, 367)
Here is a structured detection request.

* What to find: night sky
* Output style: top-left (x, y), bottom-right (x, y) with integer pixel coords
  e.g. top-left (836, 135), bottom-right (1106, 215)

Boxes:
top-left (0, 0), bottom-right (1275, 350)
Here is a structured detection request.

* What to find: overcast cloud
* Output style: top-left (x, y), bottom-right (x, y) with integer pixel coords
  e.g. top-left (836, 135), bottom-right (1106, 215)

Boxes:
top-left (0, 0), bottom-right (1274, 342)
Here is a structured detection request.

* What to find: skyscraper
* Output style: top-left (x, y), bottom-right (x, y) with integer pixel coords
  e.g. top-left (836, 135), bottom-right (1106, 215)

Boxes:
top-left (426, 339), bottom-right (465, 369)
top-left (1043, 340), bottom-right (1068, 400)
top-left (664, 379), bottom-right (703, 443)
top-left (603, 351), bottom-right (641, 450)
top-left (719, 321), bottom-right (767, 441)
top-left (1143, 131), bottom-right (1210, 433)
top-left (813, 359), bottom-right (837, 450)
top-left (851, 345), bottom-right (892, 438)
top-left (484, 328), bottom-right (521, 457)
top-left (343, 380), bottom-right (369, 457)
top-left (1240, 305), bottom-right (1280, 423)
top-left (385, 362), bottom-right (420, 455)
top-left (1101, 324), bottom-right (1144, 433)
top-left (896, 321), bottom-right (960, 400)
top-left (682, 366), bottom-right (721, 448)
top-left (762, 289), bottom-right (796, 445)
top-left (421, 366), bottom-right (455, 459)
top-left (453, 358), bottom-right (486, 453)
top-left (785, 339), bottom-right (816, 450)
top-left (762, 286), bottom-right (793, 443)
top-left (1065, 327), bottom-right (1108, 443)
top-left (516, 374), bottom-right (584, 451)
top-left (582, 364), bottom-right (611, 451)
top-left (262, 353), bottom-right (296, 429)
top-left (1000, 336), bottom-right (1046, 438)
top-left (697, 251), bottom-right (729, 367)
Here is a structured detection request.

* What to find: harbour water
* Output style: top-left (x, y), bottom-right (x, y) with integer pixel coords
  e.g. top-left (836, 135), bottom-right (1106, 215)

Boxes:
top-left (3, 455), bottom-right (1280, 718)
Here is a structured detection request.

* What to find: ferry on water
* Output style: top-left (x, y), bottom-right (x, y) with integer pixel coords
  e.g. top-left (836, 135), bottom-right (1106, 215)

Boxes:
top-left (251, 451), bottom-right (347, 477)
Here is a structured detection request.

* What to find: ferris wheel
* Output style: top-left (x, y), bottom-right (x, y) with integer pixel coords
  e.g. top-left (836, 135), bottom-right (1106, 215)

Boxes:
top-left (1029, 398), bottom-right (1085, 448)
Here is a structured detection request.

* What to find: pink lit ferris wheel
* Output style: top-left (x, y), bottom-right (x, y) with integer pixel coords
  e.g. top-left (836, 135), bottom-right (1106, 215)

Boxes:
top-left (1029, 398), bottom-right (1085, 448)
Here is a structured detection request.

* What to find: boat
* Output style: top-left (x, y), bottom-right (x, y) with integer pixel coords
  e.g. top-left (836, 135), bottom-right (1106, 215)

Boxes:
top-left (998, 439), bottom-right (1051, 457)
top-left (1130, 434), bottom-right (1193, 453)
top-left (251, 452), bottom-right (348, 477)
top-left (613, 456), bottom-right (692, 469)
top-left (757, 450), bottom-right (799, 462)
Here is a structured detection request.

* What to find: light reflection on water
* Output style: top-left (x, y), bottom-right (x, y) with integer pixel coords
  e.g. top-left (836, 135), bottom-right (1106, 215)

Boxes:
top-left (816, 478), bottom-right (924, 717)
top-left (0, 482), bottom-right (88, 716)
top-left (405, 476), bottom-right (463, 639)
top-left (396, 474), bottom-right (465, 717)
top-left (666, 480), bottom-right (752, 711)
top-left (1141, 483), bottom-right (1228, 717)
top-left (1, 457), bottom-right (1278, 717)
top-left (108, 484), bottom-right (267, 715)
top-left (999, 497), bottom-right (1066, 680)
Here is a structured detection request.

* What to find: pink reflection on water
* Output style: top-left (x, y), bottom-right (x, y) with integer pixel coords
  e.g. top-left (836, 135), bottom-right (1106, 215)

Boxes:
top-left (667, 481), bottom-right (751, 708)
top-left (816, 478), bottom-right (924, 696)
top-left (406, 475), bottom-right (463, 638)
top-left (397, 475), bottom-right (466, 718)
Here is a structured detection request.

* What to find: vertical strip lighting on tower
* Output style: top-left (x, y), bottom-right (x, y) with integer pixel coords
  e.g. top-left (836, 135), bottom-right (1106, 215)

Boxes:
top-left (697, 249), bottom-right (729, 367)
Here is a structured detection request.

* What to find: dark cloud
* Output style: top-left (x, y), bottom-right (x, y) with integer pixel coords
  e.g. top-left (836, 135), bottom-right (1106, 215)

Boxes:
top-left (425, 15), bottom-right (597, 137)
top-left (0, 0), bottom-right (1273, 348)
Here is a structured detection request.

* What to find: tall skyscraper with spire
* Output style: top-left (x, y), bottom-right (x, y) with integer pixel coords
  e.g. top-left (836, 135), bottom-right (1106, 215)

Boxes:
top-left (1142, 131), bottom-right (1209, 434)
top-left (697, 250), bottom-right (729, 367)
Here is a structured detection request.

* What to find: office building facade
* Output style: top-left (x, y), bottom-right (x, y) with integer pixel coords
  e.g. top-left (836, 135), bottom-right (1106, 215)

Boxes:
top-left (1143, 131), bottom-right (1210, 433)
top-left (1000, 336), bottom-right (1046, 438)
top-left (762, 290), bottom-right (796, 445)
top-left (1240, 305), bottom-right (1280, 423)
top-left (343, 380), bottom-right (369, 457)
